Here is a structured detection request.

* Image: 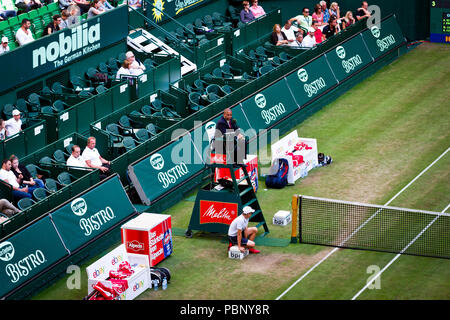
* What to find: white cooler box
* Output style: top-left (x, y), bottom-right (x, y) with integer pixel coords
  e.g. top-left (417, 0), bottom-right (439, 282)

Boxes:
top-left (272, 210), bottom-right (292, 226)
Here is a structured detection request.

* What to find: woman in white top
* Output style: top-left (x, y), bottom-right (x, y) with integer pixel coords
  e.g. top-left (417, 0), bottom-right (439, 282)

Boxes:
top-left (87, 0), bottom-right (105, 19)
top-left (0, 119), bottom-right (8, 140)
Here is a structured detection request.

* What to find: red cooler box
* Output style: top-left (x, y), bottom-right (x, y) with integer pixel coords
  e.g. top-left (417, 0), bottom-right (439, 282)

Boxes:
top-left (212, 154), bottom-right (258, 192)
top-left (121, 213), bottom-right (173, 267)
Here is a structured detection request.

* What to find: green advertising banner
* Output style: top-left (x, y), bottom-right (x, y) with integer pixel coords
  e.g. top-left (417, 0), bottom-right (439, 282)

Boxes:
top-left (147, 0), bottom-right (213, 23)
top-left (325, 34), bottom-right (373, 82)
top-left (361, 16), bottom-right (406, 60)
top-left (129, 134), bottom-right (205, 205)
top-left (0, 6), bottom-right (128, 93)
top-left (49, 175), bottom-right (135, 252)
top-left (0, 217), bottom-right (68, 298)
top-left (285, 55), bottom-right (338, 107)
top-left (240, 78), bottom-right (299, 132)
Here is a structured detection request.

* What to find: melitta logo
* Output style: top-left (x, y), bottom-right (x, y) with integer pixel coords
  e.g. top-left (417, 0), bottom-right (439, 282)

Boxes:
top-left (5, 250), bottom-right (46, 283)
top-left (336, 46), bottom-right (346, 59)
top-left (32, 20), bottom-right (101, 69)
top-left (297, 69), bottom-right (308, 82)
top-left (0, 241), bottom-right (15, 262)
top-left (127, 240), bottom-right (144, 252)
top-left (371, 26), bottom-right (381, 38)
top-left (200, 201), bottom-right (238, 225)
top-left (254, 93), bottom-right (266, 109)
top-left (158, 162), bottom-right (189, 189)
top-left (71, 198), bottom-right (87, 216)
top-left (150, 153), bottom-right (164, 170)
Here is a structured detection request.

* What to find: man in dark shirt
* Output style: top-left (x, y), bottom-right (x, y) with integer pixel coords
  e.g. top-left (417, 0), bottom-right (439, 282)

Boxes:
top-left (356, 1), bottom-right (371, 21)
top-left (323, 16), bottom-right (339, 39)
top-left (43, 14), bottom-right (62, 36)
top-left (215, 108), bottom-right (246, 164)
top-left (240, 0), bottom-right (255, 23)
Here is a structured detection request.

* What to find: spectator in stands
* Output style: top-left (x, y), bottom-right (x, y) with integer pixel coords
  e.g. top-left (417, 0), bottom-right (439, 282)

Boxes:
top-left (249, 0), bottom-right (265, 19)
top-left (0, 119), bottom-right (8, 140)
top-left (10, 155), bottom-right (45, 194)
top-left (270, 24), bottom-right (288, 46)
top-left (329, 2), bottom-right (341, 21)
top-left (15, 0), bottom-right (42, 13)
top-left (289, 32), bottom-right (305, 48)
top-left (281, 20), bottom-right (298, 43)
top-left (66, 5), bottom-right (81, 27)
top-left (82, 137), bottom-right (111, 179)
top-left (87, 0), bottom-right (105, 19)
top-left (15, 19), bottom-right (34, 46)
top-left (342, 11), bottom-right (356, 29)
top-left (73, 0), bottom-right (91, 14)
top-left (302, 27), bottom-right (317, 48)
top-left (312, 4), bottom-right (325, 28)
top-left (99, 0), bottom-right (114, 11)
top-left (58, 0), bottom-right (76, 11)
top-left (67, 145), bottom-right (88, 168)
top-left (320, 1), bottom-right (330, 24)
top-left (116, 60), bottom-right (134, 80)
top-left (289, 7), bottom-right (312, 36)
top-left (59, 9), bottom-right (69, 29)
top-left (323, 16), bottom-right (339, 40)
top-left (5, 110), bottom-right (22, 137)
top-left (43, 14), bottom-right (62, 36)
top-left (240, 0), bottom-right (255, 23)
top-left (312, 20), bottom-right (324, 44)
top-left (0, 8), bottom-right (17, 21)
top-left (356, 1), bottom-right (371, 21)
top-left (126, 51), bottom-right (146, 75)
top-left (0, 159), bottom-right (32, 201)
top-left (0, 37), bottom-right (10, 55)
top-left (0, 198), bottom-right (20, 219)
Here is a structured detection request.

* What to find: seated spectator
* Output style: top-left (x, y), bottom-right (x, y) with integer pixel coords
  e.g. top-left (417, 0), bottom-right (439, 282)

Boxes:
top-left (0, 37), bottom-right (10, 55)
top-left (0, 198), bottom-right (20, 219)
top-left (312, 20), bottom-right (324, 44)
top-left (59, 10), bottom-right (69, 29)
top-left (289, 32), bottom-right (305, 48)
top-left (249, 0), bottom-right (265, 19)
top-left (67, 145), bottom-right (89, 168)
top-left (0, 159), bottom-right (32, 201)
top-left (87, 0), bottom-right (105, 19)
top-left (5, 110), bottom-right (22, 137)
top-left (66, 5), bottom-right (81, 27)
top-left (312, 4), bottom-right (325, 27)
top-left (356, 1), bottom-right (371, 21)
top-left (58, 0), bottom-right (76, 10)
top-left (73, 0), bottom-right (91, 14)
top-left (302, 27), bottom-right (317, 48)
top-left (82, 137), bottom-right (111, 179)
top-left (10, 155), bottom-right (45, 194)
top-left (15, 19), bottom-right (34, 46)
top-left (0, 119), bottom-right (8, 140)
top-left (116, 60), bottom-right (134, 80)
top-left (281, 20), bottom-right (299, 43)
top-left (126, 51), bottom-right (146, 75)
top-left (329, 2), bottom-right (341, 21)
top-left (128, 0), bottom-right (141, 9)
top-left (323, 16), bottom-right (339, 40)
top-left (289, 7), bottom-right (312, 35)
top-left (43, 14), bottom-right (62, 36)
top-left (270, 24), bottom-right (288, 46)
top-left (240, 1), bottom-right (255, 23)
top-left (0, 9), bottom-right (17, 21)
top-left (320, 1), bottom-right (330, 24)
top-left (15, 0), bottom-right (42, 13)
top-left (99, 0), bottom-right (114, 11)
top-left (342, 11), bottom-right (356, 29)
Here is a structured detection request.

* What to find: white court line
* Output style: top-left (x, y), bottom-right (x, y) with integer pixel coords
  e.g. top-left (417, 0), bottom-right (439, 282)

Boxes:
top-left (351, 202), bottom-right (450, 300)
top-left (275, 147), bottom-right (450, 300)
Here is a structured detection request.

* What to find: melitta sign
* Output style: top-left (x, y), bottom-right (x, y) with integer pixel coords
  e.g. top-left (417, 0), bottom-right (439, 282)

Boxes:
top-left (200, 200), bottom-right (238, 225)
top-left (0, 6), bottom-right (128, 95)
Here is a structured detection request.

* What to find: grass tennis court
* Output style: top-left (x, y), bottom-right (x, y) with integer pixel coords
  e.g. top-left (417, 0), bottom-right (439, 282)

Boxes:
top-left (33, 42), bottom-right (449, 300)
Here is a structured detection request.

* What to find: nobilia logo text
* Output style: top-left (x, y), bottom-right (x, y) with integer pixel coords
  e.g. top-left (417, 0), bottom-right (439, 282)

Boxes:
top-left (32, 21), bottom-right (101, 68)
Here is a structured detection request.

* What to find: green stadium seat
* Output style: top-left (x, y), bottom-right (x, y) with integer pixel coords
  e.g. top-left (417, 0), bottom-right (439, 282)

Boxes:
top-left (122, 136), bottom-right (139, 152)
top-left (141, 105), bottom-right (152, 116)
top-left (57, 171), bottom-right (76, 186)
top-left (44, 178), bottom-right (60, 193)
top-left (259, 64), bottom-right (275, 75)
top-left (135, 129), bottom-right (151, 142)
top-left (2, 104), bottom-right (15, 119)
top-left (40, 106), bottom-right (54, 114)
top-left (39, 156), bottom-right (58, 166)
top-left (206, 84), bottom-right (226, 97)
top-left (47, 2), bottom-right (60, 14)
top-left (105, 123), bottom-right (125, 144)
top-left (33, 187), bottom-right (48, 202)
top-left (65, 143), bottom-right (74, 155)
top-left (146, 123), bottom-right (160, 136)
top-left (52, 100), bottom-right (70, 113)
top-left (221, 85), bottom-right (233, 94)
top-left (161, 107), bottom-right (181, 118)
top-left (7, 16), bottom-right (19, 27)
top-left (25, 163), bottom-right (50, 180)
top-left (53, 149), bottom-right (68, 163)
top-left (17, 198), bottom-right (36, 211)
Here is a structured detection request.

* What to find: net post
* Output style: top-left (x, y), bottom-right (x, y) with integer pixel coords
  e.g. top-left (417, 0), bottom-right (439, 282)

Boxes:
top-left (291, 194), bottom-right (299, 243)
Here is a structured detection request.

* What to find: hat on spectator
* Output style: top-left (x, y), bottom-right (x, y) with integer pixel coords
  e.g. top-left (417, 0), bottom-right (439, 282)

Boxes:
top-left (12, 110), bottom-right (21, 116)
top-left (1, 37), bottom-right (8, 43)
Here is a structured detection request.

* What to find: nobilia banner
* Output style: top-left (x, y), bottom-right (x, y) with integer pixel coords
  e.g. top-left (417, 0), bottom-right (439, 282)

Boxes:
top-left (0, 217), bottom-right (68, 298)
top-left (50, 175), bottom-right (135, 252)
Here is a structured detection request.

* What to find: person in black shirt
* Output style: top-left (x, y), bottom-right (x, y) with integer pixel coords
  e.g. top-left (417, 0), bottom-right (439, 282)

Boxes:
top-left (9, 155), bottom-right (45, 194)
top-left (323, 16), bottom-right (339, 39)
top-left (356, 1), bottom-right (371, 21)
top-left (43, 14), bottom-right (62, 36)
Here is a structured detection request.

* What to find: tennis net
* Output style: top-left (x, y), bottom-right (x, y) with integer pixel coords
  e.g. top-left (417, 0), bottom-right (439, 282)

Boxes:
top-left (298, 195), bottom-right (450, 259)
